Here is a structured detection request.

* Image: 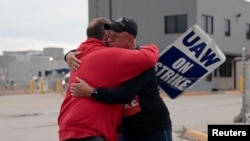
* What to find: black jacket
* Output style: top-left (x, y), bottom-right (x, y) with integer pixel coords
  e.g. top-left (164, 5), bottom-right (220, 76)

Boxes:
top-left (96, 67), bottom-right (172, 137)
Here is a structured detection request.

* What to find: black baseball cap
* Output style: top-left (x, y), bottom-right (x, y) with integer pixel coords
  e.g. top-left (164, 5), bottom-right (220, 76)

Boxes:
top-left (104, 17), bottom-right (137, 37)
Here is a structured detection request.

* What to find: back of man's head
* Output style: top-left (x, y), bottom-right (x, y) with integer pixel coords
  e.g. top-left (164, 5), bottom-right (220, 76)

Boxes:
top-left (86, 17), bottom-right (110, 40)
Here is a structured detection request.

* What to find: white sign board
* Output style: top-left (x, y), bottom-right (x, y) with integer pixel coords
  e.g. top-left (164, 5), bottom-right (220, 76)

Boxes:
top-left (156, 24), bottom-right (226, 99)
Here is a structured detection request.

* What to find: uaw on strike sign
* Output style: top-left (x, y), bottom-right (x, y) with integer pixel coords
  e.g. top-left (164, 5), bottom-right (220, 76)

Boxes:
top-left (156, 24), bottom-right (226, 99)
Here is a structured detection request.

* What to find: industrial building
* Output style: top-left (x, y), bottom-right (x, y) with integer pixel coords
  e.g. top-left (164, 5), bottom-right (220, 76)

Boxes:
top-left (89, 0), bottom-right (250, 91)
top-left (1, 0), bottom-right (250, 93)
top-left (0, 47), bottom-right (69, 92)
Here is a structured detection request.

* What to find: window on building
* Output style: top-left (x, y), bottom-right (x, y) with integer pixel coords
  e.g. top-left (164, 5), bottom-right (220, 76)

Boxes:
top-left (206, 73), bottom-right (212, 81)
top-left (164, 15), bottom-right (187, 34)
top-left (225, 19), bottom-right (230, 36)
top-left (219, 61), bottom-right (232, 77)
top-left (206, 69), bottom-right (217, 81)
top-left (214, 68), bottom-right (217, 77)
top-left (247, 23), bottom-right (250, 40)
top-left (202, 15), bottom-right (214, 34)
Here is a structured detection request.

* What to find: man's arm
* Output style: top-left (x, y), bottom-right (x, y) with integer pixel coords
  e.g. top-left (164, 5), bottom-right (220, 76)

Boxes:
top-left (102, 44), bottom-right (159, 83)
top-left (66, 44), bottom-right (159, 72)
top-left (64, 49), bottom-right (81, 71)
top-left (71, 68), bottom-right (152, 104)
top-left (64, 49), bottom-right (76, 61)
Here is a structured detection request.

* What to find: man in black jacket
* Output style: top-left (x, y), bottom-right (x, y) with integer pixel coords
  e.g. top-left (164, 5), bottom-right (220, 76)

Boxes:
top-left (66, 17), bottom-right (172, 141)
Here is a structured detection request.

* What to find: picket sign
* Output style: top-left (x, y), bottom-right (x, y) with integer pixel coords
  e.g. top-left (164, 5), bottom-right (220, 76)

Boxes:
top-left (156, 24), bottom-right (226, 99)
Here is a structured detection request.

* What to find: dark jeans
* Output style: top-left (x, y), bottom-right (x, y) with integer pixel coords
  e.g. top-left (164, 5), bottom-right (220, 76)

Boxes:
top-left (65, 136), bottom-right (105, 141)
top-left (118, 128), bottom-right (172, 141)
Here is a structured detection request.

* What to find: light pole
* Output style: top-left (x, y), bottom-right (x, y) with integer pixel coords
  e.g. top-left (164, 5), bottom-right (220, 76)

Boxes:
top-left (242, 47), bottom-right (247, 123)
top-left (49, 57), bottom-right (54, 74)
top-left (46, 57), bottom-right (54, 92)
top-left (49, 57), bottom-right (54, 64)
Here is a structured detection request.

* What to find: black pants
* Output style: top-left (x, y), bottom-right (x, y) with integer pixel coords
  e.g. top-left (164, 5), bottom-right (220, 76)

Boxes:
top-left (65, 136), bottom-right (105, 141)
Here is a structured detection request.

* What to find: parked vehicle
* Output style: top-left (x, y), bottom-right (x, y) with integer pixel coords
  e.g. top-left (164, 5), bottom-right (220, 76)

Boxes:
top-left (62, 72), bottom-right (70, 90)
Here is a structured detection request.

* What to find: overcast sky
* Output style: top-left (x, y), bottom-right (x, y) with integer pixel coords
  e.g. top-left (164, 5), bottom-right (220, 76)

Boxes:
top-left (0, 0), bottom-right (88, 55)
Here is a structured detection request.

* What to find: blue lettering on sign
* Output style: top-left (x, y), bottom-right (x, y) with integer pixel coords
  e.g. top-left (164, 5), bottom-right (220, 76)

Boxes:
top-left (156, 47), bottom-right (208, 98)
top-left (182, 31), bottom-right (221, 67)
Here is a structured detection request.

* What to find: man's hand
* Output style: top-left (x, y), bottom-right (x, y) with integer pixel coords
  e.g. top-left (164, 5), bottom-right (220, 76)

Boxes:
top-left (71, 77), bottom-right (93, 97)
top-left (66, 51), bottom-right (81, 71)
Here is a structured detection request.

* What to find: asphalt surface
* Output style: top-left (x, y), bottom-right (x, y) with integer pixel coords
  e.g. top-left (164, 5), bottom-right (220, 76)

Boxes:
top-left (0, 92), bottom-right (244, 141)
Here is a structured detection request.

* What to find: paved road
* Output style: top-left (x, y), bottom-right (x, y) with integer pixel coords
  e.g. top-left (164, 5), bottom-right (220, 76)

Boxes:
top-left (0, 92), bottom-right (243, 141)
top-left (164, 93), bottom-right (243, 140)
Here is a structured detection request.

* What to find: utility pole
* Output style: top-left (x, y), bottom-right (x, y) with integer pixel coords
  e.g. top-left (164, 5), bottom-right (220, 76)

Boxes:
top-left (242, 47), bottom-right (247, 123)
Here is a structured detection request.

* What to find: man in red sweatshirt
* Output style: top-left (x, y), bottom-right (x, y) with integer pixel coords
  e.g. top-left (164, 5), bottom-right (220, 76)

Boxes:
top-left (58, 17), bottom-right (159, 141)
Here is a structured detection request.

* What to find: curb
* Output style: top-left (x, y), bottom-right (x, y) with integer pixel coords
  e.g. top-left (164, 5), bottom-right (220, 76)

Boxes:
top-left (159, 91), bottom-right (211, 98)
top-left (160, 90), bottom-right (242, 98)
top-left (182, 91), bottom-right (211, 96)
top-left (183, 129), bottom-right (208, 141)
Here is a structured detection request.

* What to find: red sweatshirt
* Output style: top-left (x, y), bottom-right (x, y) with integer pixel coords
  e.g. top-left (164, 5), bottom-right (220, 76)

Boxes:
top-left (58, 38), bottom-right (159, 141)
